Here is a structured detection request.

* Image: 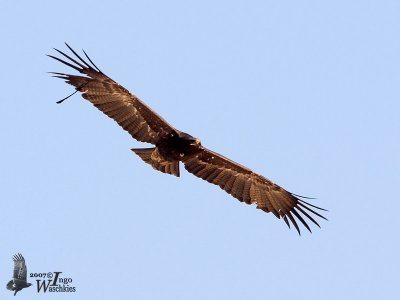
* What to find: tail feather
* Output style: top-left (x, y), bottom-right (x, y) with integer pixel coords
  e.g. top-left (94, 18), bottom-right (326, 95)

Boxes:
top-left (132, 148), bottom-right (180, 177)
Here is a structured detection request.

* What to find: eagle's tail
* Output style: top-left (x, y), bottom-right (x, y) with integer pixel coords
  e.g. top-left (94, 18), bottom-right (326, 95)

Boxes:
top-left (131, 147), bottom-right (180, 177)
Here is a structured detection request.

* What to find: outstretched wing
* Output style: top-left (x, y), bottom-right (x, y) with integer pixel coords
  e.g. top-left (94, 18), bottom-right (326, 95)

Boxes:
top-left (183, 148), bottom-right (327, 234)
top-left (12, 254), bottom-right (27, 282)
top-left (48, 43), bottom-right (176, 144)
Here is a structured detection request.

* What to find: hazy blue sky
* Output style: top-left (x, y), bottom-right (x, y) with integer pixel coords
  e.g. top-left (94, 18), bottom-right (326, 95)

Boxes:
top-left (1, 1), bottom-right (399, 299)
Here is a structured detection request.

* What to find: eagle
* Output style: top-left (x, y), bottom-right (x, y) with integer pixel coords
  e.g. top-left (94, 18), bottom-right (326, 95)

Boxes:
top-left (49, 44), bottom-right (326, 234)
top-left (6, 253), bottom-right (32, 296)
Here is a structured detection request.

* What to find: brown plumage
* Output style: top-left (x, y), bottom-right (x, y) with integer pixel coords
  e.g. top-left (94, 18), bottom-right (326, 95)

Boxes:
top-left (6, 254), bottom-right (32, 296)
top-left (49, 43), bottom-right (327, 234)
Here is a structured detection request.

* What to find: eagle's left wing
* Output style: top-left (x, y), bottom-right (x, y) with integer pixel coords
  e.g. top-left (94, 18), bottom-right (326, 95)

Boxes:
top-left (48, 44), bottom-right (177, 145)
top-left (12, 254), bottom-right (27, 282)
top-left (183, 147), bottom-right (326, 234)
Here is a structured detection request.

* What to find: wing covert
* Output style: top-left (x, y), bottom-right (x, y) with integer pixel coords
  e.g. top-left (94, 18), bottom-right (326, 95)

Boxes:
top-left (183, 147), bottom-right (327, 234)
top-left (12, 254), bottom-right (27, 281)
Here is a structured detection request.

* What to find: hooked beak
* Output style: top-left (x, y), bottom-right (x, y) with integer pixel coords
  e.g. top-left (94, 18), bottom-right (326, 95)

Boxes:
top-left (190, 138), bottom-right (201, 146)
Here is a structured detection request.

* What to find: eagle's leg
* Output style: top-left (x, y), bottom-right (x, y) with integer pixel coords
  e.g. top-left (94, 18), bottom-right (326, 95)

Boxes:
top-left (131, 147), bottom-right (180, 177)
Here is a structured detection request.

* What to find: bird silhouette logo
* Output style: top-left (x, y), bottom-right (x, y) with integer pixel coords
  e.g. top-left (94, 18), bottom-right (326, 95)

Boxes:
top-left (6, 253), bottom-right (32, 296)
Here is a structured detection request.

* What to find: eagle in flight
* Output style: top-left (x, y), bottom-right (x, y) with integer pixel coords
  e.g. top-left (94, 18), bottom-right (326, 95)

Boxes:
top-left (49, 44), bottom-right (326, 234)
top-left (6, 253), bottom-right (32, 296)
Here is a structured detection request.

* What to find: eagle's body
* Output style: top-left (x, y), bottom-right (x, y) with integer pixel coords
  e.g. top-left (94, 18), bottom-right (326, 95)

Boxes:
top-left (132, 130), bottom-right (201, 177)
top-left (7, 279), bottom-right (31, 296)
top-left (49, 44), bottom-right (326, 234)
top-left (157, 131), bottom-right (201, 161)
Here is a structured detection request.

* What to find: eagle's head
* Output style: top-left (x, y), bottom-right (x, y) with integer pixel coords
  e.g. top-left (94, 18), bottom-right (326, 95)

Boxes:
top-left (190, 138), bottom-right (201, 146)
top-left (177, 131), bottom-right (202, 153)
top-left (179, 132), bottom-right (201, 144)
top-left (187, 137), bottom-right (202, 154)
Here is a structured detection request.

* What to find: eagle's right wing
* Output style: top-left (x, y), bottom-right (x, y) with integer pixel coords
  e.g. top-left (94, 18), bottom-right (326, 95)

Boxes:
top-left (183, 147), bottom-right (327, 234)
top-left (12, 254), bottom-right (27, 282)
top-left (48, 44), bottom-right (177, 145)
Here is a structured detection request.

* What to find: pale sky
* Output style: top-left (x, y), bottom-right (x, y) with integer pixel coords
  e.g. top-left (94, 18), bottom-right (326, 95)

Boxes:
top-left (1, 1), bottom-right (399, 299)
